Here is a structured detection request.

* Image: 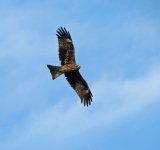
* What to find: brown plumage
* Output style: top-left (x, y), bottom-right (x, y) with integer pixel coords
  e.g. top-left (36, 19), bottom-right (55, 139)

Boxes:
top-left (47, 27), bottom-right (93, 106)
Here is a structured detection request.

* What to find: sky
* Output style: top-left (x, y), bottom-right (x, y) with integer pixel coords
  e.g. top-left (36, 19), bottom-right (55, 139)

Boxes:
top-left (0, 0), bottom-right (160, 150)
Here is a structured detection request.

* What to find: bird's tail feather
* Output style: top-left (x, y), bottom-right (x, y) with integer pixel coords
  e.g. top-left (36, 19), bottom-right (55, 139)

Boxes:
top-left (47, 64), bottom-right (63, 80)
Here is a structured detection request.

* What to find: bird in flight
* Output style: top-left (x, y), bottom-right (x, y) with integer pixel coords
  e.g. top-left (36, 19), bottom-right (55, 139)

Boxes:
top-left (47, 27), bottom-right (93, 106)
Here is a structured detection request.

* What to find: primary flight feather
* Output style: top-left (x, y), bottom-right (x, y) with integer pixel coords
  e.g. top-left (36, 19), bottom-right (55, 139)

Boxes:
top-left (47, 27), bottom-right (93, 106)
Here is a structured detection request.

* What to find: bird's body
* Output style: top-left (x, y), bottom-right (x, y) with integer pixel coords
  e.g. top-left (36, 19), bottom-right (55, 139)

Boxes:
top-left (47, 64), bottom-right (80, 79)
top-left (47, 27), bottom-right (93, 106)
top-left (60, 64), bottom-right (80, 73)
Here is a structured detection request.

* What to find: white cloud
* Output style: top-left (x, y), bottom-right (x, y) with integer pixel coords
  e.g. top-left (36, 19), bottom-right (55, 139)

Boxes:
top-left (0, 1), bottom-right (160, 149)
top-left (1, 65), bottom-right (160, 149)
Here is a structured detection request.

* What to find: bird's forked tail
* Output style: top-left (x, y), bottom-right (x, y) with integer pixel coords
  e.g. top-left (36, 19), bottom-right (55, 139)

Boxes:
top-left (47, 64), bottom-right (63, 80)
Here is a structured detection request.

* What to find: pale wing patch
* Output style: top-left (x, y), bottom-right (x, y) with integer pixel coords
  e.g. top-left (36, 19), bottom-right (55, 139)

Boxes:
top-left (66, 38), bottom-right (72, 43)
top-left (85, 89), bottom-right (89, 94)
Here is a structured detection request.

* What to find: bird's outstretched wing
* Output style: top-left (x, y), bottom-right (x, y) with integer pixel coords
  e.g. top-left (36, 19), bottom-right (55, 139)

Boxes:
top-left (56, 27), bottom-right (76, 65)
top-left (65, 71), bottom-right (93, 106)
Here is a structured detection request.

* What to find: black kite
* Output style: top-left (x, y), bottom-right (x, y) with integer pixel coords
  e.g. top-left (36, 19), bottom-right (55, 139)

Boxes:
top-left (47, 27), bottom-right (93, 106)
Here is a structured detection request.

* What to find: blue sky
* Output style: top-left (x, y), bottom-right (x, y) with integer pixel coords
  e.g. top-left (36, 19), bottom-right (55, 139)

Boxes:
top-left (0, 0), bottom-right (160, 150)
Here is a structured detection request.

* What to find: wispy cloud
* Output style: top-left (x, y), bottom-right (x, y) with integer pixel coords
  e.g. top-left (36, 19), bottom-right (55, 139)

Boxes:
top-left (0, 1), bottom-right (160, 149)
top-left (1, 65), bottom-right (160, 149)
